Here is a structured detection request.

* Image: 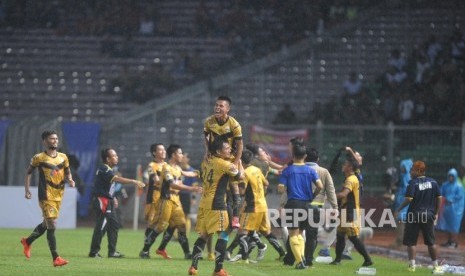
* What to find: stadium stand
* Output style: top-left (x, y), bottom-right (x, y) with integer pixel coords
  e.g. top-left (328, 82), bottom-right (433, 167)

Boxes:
top-left (0, 1), bottom-right (464, 190)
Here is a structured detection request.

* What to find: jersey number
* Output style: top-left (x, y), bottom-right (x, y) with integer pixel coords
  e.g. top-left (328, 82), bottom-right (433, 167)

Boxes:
top-left (203, 169), bottom-right (214, 188)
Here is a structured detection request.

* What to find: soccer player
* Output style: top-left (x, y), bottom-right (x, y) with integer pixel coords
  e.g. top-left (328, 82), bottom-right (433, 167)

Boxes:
top-left (203, 95), bottom-right (243, 167)
top-left (394, 161), bottom-right (442, 273)
top-left (225, 143), bottom-right (279, 260)
top-left (88, 148), bottom-right (145, 258)
top-left (330, 157), bottom-right (373, 267)
top-left (278, 142), bottom-right (323, 269)
top-left (144, 143), bottom-right (166, 226)
top-left (140, 144), bottom-right (201, 260)
top-left (140, 143), bottom-right (166, 259)
top-left (230, 150), bottom-right (286, 263)
top-left (188, 138), bottom-right (243, 276)
top-left (21, 130), bottom-right (75, 267)
top-left (203, 96), bottom-right (243, 258)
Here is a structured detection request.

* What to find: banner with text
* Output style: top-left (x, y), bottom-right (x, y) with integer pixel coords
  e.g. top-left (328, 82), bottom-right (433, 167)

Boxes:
top-left (250, 125), bottom-right (308, 164)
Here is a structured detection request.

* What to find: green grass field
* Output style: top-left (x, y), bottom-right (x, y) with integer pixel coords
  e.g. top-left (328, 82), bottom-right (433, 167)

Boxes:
top-left (1, 228), bottom-right (433, 275)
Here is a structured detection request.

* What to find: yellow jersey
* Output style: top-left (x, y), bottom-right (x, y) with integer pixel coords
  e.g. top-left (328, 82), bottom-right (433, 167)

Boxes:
top-left (160, 162), bottom-right (183, 205)
top-left (204, 115), bottom-right (242, 154)
top-left (145, 160), bottom-right (166, 204)
top-left (199, 156), bottom-right (240, 210)
top-left (30, 151), bottom-right (70, 201)
top-left (242, 165), bottom-right (268, 213)
top-left (340, 174), bottom-right (360, 223)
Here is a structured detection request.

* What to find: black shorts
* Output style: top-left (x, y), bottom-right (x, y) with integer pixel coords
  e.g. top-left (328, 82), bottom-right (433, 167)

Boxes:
top-left (403, 221), bottom-right (435, 246)
top-left (283, 199), bottom-right (311, 230)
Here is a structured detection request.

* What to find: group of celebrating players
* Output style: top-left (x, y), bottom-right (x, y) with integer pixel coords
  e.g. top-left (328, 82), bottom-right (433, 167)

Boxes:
top-left (20, 95), bottom-right (371, 276)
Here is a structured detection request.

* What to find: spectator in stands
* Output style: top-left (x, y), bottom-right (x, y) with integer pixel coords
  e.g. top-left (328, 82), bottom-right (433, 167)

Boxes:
top-left (384, 65), bottom-right (408, 90)
top-left (413, 92), bottom-right (427, 125)
top-left (449, 29), bottom-right (465, 61)
top-left (139, 13), bottom-right (154, 36)
top-left (437, 168), bottom-right (464, 248)
top-left (346, 0), bottom-right (358, 21)
top-left (397, 93), bottom-right (415, 125)
top-left (382, 89), bottom-right (397, 124)
top-left (413, 53), bottom-right (431, 85)
top-left (328, 0), bottom-right (346, 27)
top-left (343, 71), bottom-right (363, 100)
top-left (195, 0), bottom-right (215, 37)
top-left (388, 49), bottom-right (407, 71)
top-left (272, 103), bottom-right (297, 125)
top-left (425, 35), bottom-right (442, 64)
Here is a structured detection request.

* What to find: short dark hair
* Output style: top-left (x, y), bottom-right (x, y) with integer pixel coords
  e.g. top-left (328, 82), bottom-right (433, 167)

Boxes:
top-left (245, 143), bottom-right (259, 155)
top-left (290, 136), bottom-right (304, 146)
top-left (293, 143), bottom-right (307, 159)
top-left (41, 130), bottom-right (57, 140)
top-left (211, 137), bottom-right (227, 153)
top-left (167, 144), bottom-right (181, 159)
top-left (217, 96), bottom-right (232, 105)
top-left (101, 148), bottom-right (113, 162)
top-left (305, 148), bottom-right (319, 162)
top-left (241, 150), bottom-right (254, 165)
top-left (150, 143), bottom-right (163, 155)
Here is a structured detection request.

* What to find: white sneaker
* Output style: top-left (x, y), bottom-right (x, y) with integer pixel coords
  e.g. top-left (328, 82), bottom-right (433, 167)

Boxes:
top-left (229, 254), bottom-right (242, 262)
top-left (256, 244), bottom-right (267, 261)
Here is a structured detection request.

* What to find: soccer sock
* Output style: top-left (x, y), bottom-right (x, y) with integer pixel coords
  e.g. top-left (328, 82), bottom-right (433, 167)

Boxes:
top-left (297, 235), bottom-right (305, 260)
top-left (335, 234), bottom-right (345, 262)
top-left (283, 237), bottom-right (295, 264)
top-left (158, 227), bottom-right (175, 251)
top-left (304, 229), bottom-right (317, 263)
top-left (248, 231), bottom-right (266, 250)
top-left (177, 232), bottom-right (190, 254)
top-left (214, 239), bottom-right (227, 272)
top-left (432, 260), bottom-right (438, 267)
top-left (27, 222), bottom-right (47, 245)
top-left (143, 228), bottom-right (159, 252)
top-left (238, 234), bottom-right (249, 259)
top-left (46, 229), bottom-right (58, 260)
top-left (266, 233), bottom-right (286, 256)
top-left (226, 234), bottom-right (240, 253)
top-left (348, 236), bottom-right (371, 262)
top-left (289, 235), bottom-right (303, 264)
top-left (191, 238), bottom-right (206, 269)
top-left (409, 259), bottom-right (416, 266)
top-left (281, 227), bottom-right (289, 245)
top-left (247, 240), bottom-right (257, 254)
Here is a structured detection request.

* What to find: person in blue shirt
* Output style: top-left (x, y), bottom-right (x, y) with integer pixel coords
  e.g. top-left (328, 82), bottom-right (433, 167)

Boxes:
top-left (393, 158), bottom-right (413, 247)
top-left (278, 142), bottom-right (323, 269)
top-left (437, 168), bottom-right (465, 248)
top-left (395, 160), bottom-right (442, 273)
